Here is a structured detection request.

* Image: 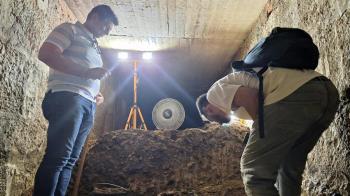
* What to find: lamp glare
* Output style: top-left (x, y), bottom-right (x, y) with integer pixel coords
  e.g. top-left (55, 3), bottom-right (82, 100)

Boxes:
top-left (142, 52), bottom-right (152, 60)
top-left (118, 52), bottom-right (129, 60)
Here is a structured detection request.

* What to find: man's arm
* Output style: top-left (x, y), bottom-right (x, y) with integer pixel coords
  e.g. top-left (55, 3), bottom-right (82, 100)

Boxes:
top-left (38, 43), bottom-right (109, 80)
top-left (232, 86), bottom-right (259, 119)
top-left (38, 43), bottom-right (88, 77)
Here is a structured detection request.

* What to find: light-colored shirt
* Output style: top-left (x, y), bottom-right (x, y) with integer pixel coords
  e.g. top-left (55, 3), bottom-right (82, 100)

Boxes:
top-left (207, 68), bottom-right (321, 119)
top-left (44, 22), bottom-right (103, 102)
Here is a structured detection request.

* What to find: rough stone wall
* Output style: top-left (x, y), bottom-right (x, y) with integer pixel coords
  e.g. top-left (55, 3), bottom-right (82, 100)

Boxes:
top-left (234, 0), bottom-right (350, 195)
top-left (0, 1), bottom-right (76, 195)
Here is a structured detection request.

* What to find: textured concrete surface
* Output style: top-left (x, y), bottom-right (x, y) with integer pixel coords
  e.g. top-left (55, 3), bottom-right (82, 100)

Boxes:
top-left (0, 0), bottom-right (76, 195)
top-left (64, 0), bottom-right (269, 94)
top-left (234, 0), bottom-right (350, 195)
top-left (78, 124), bottom-right (248, 196)
top-left (1, 0), bottom-right (350, 195)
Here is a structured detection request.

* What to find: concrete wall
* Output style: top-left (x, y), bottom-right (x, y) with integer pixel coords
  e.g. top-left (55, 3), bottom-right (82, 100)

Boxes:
top-left (1, 0), bottom-right (349, 195)
top-left (0, 0), bottom-right (76, 195)
top-left (235, 0), bottom-right (350, 195)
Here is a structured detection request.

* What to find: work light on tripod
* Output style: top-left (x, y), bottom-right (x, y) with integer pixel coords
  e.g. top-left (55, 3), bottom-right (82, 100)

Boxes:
top-left (118, 51), bottom-right (153, 130)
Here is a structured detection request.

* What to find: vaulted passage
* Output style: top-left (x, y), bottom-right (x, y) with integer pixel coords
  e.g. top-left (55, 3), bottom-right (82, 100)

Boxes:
top-left (0, 0), bottom-right (349, 195)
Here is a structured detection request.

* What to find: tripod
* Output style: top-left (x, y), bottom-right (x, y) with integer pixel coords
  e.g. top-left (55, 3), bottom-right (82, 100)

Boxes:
top-left (124, 60), bottom-right (148, 130)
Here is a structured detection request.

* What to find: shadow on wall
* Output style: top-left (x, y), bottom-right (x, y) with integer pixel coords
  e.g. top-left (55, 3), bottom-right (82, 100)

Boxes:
top-left (100, 48), bottom-right (225, 130)
top-left (111, 62), bottom-right (205, 130)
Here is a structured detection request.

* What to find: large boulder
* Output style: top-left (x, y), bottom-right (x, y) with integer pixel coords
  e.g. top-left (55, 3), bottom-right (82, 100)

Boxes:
top-left (78, 123), bottom-right (248, 195)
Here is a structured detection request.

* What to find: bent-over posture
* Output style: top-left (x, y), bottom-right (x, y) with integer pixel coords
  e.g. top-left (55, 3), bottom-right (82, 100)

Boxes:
top-left (196, 68), bottom-right (339, 196)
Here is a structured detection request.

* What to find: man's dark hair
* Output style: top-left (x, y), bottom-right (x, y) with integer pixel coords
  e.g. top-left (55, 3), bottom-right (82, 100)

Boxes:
top-left (196, 93), bottom-right (209, 117)
top-left (87, 5), bottom-right (118, 25)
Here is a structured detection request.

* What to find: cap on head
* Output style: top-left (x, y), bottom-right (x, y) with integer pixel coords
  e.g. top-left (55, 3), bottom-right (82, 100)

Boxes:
top-left (196, 93), bottom-right (209, 118)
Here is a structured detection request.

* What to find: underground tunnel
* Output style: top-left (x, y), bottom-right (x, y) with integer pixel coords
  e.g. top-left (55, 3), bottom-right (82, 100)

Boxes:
top-left (1, 0), bottom-right (350, 195)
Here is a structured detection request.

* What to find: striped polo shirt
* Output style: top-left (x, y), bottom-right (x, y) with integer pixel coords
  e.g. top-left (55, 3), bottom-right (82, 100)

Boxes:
top-left (44, 22), bottom-right (103, 102)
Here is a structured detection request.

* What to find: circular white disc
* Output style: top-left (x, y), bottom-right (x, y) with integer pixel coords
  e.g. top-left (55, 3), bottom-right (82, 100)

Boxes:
top-left (152, 98), bottom-right (185, 130)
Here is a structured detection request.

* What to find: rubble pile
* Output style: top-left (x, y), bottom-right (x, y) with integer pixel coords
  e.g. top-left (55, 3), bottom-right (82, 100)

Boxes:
top-left (79, 124), bottom-right (249, 195)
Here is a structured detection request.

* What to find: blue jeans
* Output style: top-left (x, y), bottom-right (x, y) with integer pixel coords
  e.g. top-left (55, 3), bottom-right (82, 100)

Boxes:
top-left (33, 91), bottom-right (96, 196)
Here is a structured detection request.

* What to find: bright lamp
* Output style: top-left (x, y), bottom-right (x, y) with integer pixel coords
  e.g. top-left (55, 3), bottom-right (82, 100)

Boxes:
top-left (118, 52), bottom-right (128, 60)
top-left (142, 52), bottom-right (152, 60)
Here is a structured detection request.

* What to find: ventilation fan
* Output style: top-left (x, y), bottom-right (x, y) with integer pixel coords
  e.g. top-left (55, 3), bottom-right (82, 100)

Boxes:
top-left (152, 98), bottom-right (185, 130)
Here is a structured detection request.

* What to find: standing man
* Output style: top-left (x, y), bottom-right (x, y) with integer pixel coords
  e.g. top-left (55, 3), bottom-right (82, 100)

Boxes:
top-left (34, 5), bottom-right (118, 196)
top-left (196, 68), bottom-right (339, 195)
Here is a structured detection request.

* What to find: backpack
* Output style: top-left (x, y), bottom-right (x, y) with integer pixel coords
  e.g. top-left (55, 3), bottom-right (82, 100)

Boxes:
top-left (231, 27), bottom-right (319, 138)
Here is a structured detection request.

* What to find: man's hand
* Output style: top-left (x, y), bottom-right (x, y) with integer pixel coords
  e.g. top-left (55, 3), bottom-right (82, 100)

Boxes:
top-left (95, 92), bottom-right (104, 106)
top-left (84, 67), bottom-right (110, 80)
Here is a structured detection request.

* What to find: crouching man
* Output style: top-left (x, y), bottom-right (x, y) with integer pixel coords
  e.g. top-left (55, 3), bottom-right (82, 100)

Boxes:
top-left (196, 68), bottom-right (339, 196)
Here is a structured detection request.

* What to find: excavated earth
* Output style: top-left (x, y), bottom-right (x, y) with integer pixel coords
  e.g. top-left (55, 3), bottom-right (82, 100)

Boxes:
top-left (78, 123), bottom-right (249, 196)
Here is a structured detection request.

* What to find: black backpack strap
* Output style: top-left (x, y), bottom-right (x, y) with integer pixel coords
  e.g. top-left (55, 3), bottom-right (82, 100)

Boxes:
top-left (232, 61), bottom-right (262, 70)
top-left (232, 60), bottom-right (268, 138)
top-left (257, 66), bottom-right (268, 138)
